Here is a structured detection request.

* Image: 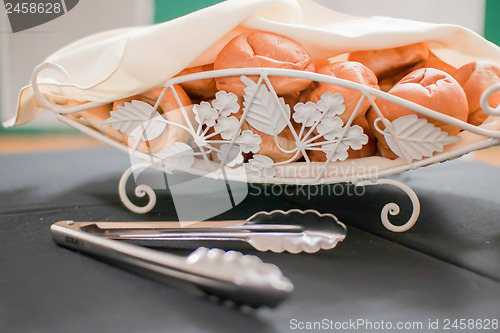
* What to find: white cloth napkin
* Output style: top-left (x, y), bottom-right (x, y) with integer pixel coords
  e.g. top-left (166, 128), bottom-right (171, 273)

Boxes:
top-left (5, 0), bottom-right (500, 127)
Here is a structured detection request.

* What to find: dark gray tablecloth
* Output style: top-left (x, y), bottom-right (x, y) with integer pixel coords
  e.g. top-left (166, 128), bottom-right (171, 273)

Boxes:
top-left (1, 147), bottom-right (499, 333)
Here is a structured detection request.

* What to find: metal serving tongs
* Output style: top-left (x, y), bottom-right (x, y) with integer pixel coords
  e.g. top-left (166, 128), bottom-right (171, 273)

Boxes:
top-left (51, 220), bottom-right (293, 308)
top-left (60, 209), bottom-right (347, 254)
top-left (51, 209), bottom-right (346, 308)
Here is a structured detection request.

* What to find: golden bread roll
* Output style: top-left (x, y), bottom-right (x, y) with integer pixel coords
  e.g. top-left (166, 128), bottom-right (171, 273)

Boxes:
top-left (115, 85), bottom-right (193, 154)
top-left (298, 82), bottom-right (318, 103)
top-left (420, 54), bottom-right (457, 75)
top-left (176, 64), bottom-right (218, 99)
top-left (214, 31), bottom-right (314, 96)
top-left (79, 104), bottom-right (123, 142)
top-left (379, 52), bottom-right (457, 92)
top-left (367, 68), bottom-right (468, 159)
top-left (43, 97), bottom-right (123, 142)
top-left (308, 61), bottom-right (379, 122)
top-left (452, 60), bottom-right (500, 126)
top-left (348, 43), bottom-right (429, 81)
top-left (307, 116), bottom-right (377, 161)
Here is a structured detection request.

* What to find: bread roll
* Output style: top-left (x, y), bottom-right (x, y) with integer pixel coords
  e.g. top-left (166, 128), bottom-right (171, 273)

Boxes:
top-left (44, 97), bottom-right (123, 142)
top-left (176, 64), bottom-right (217, 99)
top-left (420, 54), bottom-right (457, 76)
top-left (348, 43), bottom-right (429, 81)
top-left (307, 116), bottom-right (377, 161)
top-left (116, 85), bottom-right (193, 154)
top-left (79, 104), bottom-right (123, 142)
top-left (308, 61), bottom-right (379, 122)
top-left (452, 60), bottom-right (500, 126)
top-left (367, 68), bottom-right (468, 159)
top-left (214, 31), bottom-right (314, 96)
top-left (298, 82), bottom-right (318, 103)
top-left (379, 52), bottom-right (457, 92)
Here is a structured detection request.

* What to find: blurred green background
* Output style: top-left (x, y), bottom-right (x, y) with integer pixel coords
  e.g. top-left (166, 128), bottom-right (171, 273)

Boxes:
top-left (485, 0), bottom-right (500, 47)
top-left (154, 0), bottom-right (223, 23)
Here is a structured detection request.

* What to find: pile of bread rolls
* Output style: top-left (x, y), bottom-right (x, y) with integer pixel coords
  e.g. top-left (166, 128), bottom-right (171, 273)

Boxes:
top-left (74, 30), bottom-right (500, 161)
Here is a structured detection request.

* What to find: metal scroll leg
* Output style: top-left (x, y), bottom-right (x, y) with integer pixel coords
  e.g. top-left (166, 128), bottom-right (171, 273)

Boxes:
top-left (355, 178), bottom-right (420, 233)
top-left (118, 163), bottom-right (158, 214)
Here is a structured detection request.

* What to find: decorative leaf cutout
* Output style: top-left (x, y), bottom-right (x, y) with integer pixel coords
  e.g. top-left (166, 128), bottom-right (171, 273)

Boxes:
top-left (129, 118), bottom-right (166, 141)
top-left (308, 118), bottom-right (368, 162)
top-left (217, 144), bottom-right (244, 167)
top-left (214, 116), bottom-right (241, 140)
top-left (303, 92), bottom-right (369, 162)
top-left (321, 142), bottom-right (350, 162)
top-left (193, 101), bottom-right (218, 127)
top-left (383, 115), bottom-right (461, 160)
top-left (189, 94), bottom-right (259, 169)
top-left (155, 142), bottom-right (195, 172)
top-left (229, 154), bottom-right (245, 167)
top-left (246, 155), bottom-right (276, 179)
top-left (293, 102), bottom-right (321, 127)
top-left (317, 117), bottom-right (344, 140)
top-left (102, 100), bottom-right (166, 140)
top-left (212, 91), bottom-right (239, 116)
top-left (241, 76), bottom-right (290, 136)
top-left (343, 125), bottom-right (369, 150)
top-left (316, 92), bottom-right (346, 117)
top-left (235, 130), bottom-right (262, 154)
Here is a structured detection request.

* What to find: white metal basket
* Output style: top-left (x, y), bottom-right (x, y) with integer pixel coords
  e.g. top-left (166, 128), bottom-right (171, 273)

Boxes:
top-left (31, 63), bottom-right (500, 232)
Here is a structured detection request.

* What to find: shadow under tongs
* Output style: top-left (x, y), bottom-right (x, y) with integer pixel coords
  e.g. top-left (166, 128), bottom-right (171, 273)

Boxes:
top-left (70, 251), bottom-right (279, 332)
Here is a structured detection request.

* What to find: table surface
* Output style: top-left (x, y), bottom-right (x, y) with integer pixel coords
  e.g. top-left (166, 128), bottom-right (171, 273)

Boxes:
top-left (1, 147), bottom-right (500, 333)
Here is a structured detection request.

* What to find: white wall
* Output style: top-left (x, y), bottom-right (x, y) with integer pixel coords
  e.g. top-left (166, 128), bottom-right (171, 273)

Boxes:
top-left (0, 0), bottom-right (153, 129)
top-left (313, 0), bottom-right (485, 35)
